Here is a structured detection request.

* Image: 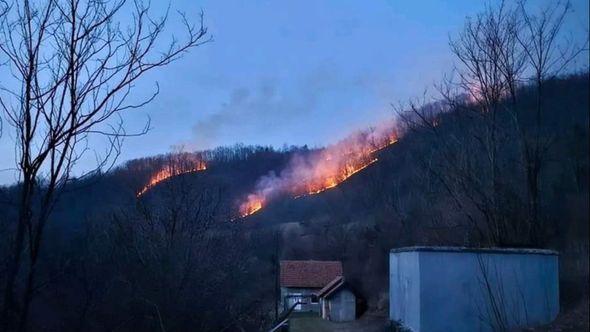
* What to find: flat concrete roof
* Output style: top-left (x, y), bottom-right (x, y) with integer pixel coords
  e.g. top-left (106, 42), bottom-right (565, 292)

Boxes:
top-left (390, 246), bottom-right (558, 256)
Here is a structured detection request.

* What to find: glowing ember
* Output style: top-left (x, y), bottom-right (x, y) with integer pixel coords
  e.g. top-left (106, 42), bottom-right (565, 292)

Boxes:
top-left (137, 160), bottom-right (206, 197)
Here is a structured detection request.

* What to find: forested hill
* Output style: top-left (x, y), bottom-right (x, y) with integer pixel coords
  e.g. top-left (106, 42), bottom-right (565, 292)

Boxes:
top-left (6, 73), bottom-right (585, 234)
top-left (0, 73), bottom-right (588, 331)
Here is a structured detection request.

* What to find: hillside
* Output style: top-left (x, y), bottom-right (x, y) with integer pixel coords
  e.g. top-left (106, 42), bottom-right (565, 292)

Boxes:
top-left (0, 73), bottom-right (588, 331)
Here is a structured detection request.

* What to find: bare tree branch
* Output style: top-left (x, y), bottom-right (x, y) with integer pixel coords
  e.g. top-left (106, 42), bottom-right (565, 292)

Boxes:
top-left (0, 1), bottom-right (210, 329)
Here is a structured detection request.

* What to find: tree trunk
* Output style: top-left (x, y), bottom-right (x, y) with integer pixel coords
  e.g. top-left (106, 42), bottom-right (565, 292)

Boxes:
top-left (2, 175), bottom-right (34, 331)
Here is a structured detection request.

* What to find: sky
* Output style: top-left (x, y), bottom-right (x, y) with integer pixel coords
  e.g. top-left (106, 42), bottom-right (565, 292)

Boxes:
top-left (0, 0), bottom-right (588, 185)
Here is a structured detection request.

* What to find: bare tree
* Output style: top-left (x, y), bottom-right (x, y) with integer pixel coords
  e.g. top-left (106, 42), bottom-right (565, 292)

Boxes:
top-left (396, 96), bottom-right (505, 245)
top-left (446, 1), bottom-right (523, 244)
top-left (61, 168), bottom-right (236, 331)
top-left (108, 177), bottom-right (222, 330)
top-left (516, 0), bottom-right (588, 243)
top-left (0, 0), bottom-right (210, 330)
top-left (397, 0), bottom-right (587, 246)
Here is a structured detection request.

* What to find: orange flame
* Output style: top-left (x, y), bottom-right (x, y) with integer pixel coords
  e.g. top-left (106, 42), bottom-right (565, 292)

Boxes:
top-left (295, 130), bottom-right (397, 198)
top-left (297, 158), bottom-right (379, 197)
top-left (236, 126), bottom-right (399, 219)
top-left (239, 194), bottom-right (264, 217)
top-left (137, 160), bottom-right (206, 197)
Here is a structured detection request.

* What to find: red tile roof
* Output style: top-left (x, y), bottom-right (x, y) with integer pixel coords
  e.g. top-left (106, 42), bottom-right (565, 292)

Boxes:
top-left (280, 260), bottom-right (343, 288)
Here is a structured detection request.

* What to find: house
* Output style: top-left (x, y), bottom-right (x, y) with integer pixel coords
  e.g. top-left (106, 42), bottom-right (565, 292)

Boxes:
top-left (279, 260), bottom-right (343, 314)
top-left (317, 276), bottom-right (356, 322)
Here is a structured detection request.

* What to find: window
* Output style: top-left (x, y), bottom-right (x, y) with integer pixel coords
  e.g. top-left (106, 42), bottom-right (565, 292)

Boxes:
top-left (287, 294), bottom-right (303, 310)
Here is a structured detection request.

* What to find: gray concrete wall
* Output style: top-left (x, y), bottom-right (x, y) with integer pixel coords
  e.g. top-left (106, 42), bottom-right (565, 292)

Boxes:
top-left (389, 247), bottom-right (559, 332)
top-left (328, 288), bottom-right (356, 322)
top-left (390, 251), bottom-right (421, 331)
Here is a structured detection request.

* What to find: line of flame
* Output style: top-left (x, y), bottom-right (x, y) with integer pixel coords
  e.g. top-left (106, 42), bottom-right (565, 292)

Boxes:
top-left (136, 162), bottom-right (206, 197)
top-left (295, 158), bottom-right (379, 198)
top-left (238, 137), bottom-right (398, 218)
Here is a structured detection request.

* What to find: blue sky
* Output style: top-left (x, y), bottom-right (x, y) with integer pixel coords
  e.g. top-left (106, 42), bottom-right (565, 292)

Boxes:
top-left (0, 0), bottom-right (588, 184)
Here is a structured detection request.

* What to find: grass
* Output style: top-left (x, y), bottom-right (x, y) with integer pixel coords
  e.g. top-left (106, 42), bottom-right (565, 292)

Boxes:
top-left (289, 312), bottom-right (333, 332)
top-left (288, 312), bottom-right (390, 332)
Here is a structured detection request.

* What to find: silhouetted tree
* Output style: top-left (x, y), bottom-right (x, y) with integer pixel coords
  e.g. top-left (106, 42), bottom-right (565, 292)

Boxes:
top-left (0, 1), bottom-right (209, 329)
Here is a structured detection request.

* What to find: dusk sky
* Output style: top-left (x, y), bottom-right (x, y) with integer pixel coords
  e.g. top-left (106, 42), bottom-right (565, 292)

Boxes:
top-left (0, 0), bottom-right (588, 185)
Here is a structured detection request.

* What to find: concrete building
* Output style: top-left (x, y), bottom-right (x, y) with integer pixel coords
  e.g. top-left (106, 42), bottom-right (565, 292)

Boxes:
top-left (389, 246), bottom-right (559, 332)
top-left (317, 276), bottom-right (356, 322)
top-left (279, 260), bottom-right (343, 314)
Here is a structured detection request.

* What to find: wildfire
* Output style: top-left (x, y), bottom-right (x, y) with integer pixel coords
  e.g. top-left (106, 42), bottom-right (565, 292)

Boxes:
top-left (236, 125), bottom-right (399, 219)
top-left (299, 158), bottom-right (379, 197)
top-left (239, 194), bottom-right (264, 217)
top-left (293, 131), bottom-right (397, 198)
top-left (137, 160), bottom-right (206, 197)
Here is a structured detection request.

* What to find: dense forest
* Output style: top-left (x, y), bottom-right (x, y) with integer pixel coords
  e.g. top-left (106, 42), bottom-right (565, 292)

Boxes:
top-left (0, 0), bottom-right (588, 331)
